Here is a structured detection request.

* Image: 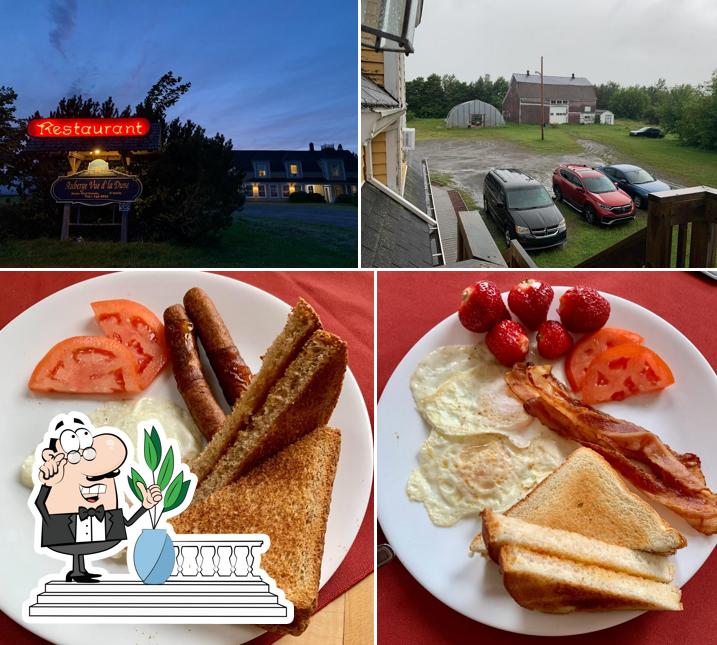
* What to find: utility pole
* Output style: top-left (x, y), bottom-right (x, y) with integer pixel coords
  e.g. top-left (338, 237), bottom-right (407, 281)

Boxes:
top-left (540, 55), bottom-right (545, 141)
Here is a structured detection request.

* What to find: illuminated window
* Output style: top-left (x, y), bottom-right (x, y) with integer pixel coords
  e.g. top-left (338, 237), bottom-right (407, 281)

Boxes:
top-left (287, 162), bottom-right (301, 177)
top-left (254, 161), bottom-right (269, 178)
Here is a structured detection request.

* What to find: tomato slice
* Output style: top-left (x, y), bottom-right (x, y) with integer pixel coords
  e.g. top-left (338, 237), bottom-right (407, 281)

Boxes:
top-left (565, 327), bottom-right (644, 391)
top-left (581, 343), bottom-right (675, 404)
top-left (29, 336), bottom-right (141, 394)
top-left (91, 299), bottom-right (168, 390)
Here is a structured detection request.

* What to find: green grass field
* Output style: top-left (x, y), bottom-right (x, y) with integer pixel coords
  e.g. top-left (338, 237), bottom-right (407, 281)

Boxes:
top-left (0, 204), bottom-right (358, 268)
top-left (410, 118), bottom-right (717, 187)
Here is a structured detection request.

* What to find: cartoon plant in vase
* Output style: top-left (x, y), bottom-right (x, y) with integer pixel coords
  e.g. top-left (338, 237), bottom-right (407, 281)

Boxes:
top-left (127, 425), bottom-right (195, 584)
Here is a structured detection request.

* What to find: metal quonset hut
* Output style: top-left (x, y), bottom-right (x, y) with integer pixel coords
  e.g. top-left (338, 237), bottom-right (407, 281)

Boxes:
top-left (446, 100), bottom-right (505, 128)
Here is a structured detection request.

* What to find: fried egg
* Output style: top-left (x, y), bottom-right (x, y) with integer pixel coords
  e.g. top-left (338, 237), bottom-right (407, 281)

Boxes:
top-left (406, 429), bottom-right (572, 526)
top-left (411, 344), bottom-right (537, 447)
top-left (19, 397), bottom-right (204, 489)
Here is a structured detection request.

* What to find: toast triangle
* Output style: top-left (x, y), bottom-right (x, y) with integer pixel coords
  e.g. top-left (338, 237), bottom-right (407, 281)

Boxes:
top-left (171, 426), bottom-right (341, 635)
top-left (472, 447), bottom-right (686, 555)
top-left (499, 545), bottom-right (682, 612)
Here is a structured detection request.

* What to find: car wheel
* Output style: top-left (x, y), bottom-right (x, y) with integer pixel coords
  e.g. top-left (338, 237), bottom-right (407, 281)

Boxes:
top-left (584, 204), bottom-right (597, 226)
top-left (554, 186), bottom-right (562, 202)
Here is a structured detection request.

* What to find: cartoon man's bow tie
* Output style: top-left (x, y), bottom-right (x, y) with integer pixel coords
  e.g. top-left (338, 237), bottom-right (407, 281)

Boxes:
top-left (78, 505), bottom-right (105, 521)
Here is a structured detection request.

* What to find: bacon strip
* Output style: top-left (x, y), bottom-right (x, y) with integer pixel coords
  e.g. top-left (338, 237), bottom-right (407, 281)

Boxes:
top-left (506, 363), bottom-right (717, 535)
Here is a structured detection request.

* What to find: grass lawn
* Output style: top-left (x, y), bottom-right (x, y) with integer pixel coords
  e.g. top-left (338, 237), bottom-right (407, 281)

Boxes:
top-left (0, 203), bottom-right (358, 267)
top-left (410, 118), bottom-right (717, 187)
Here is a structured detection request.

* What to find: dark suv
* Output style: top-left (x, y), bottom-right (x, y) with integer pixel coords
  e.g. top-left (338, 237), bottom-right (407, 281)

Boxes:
top-left (484, 169), bottom-right (567, 250)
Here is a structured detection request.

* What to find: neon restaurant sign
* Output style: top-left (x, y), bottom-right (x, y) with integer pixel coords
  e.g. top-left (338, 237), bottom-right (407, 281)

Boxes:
top-left (27, 117), bottom-right (151, 138)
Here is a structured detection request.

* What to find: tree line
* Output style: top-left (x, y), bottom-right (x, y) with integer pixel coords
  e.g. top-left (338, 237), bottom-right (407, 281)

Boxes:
top-left (406, 74), bottom-right (509, 119)
top-left (595, 73), bottom-right (717, 149)
top-left (0, 72), bottom-right (244, 243)
top-left (406, 71), bottom-right (717, 150)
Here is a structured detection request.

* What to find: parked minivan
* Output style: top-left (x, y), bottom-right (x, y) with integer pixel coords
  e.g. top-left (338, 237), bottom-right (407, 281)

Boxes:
top-left (483, 169), bottom-right (567, 249)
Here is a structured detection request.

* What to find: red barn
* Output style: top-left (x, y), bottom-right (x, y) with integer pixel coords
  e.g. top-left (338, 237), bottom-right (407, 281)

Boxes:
top-left (502, 72), bottom-right (598, 125)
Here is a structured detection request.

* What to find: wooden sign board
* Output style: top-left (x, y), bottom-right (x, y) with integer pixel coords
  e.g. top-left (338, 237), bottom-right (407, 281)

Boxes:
top-left (51, 175), bottom-right (143, 207)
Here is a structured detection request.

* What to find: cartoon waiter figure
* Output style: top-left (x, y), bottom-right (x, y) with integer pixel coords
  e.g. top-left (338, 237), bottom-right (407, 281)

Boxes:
top-left (32, 413), bottom-right (162, 583)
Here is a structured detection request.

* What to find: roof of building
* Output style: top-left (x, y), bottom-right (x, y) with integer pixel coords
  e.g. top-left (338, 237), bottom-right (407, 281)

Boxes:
top-left (233, 148), bottom-right (358, 177)
top-left (361, 161), bottom-right (439, 268)
top-left (510, 73), bottom-right (597, 102)
top-left (513, 73), bottom-right (593, 87)
top-left (361, 76), bottom-right (400, 109)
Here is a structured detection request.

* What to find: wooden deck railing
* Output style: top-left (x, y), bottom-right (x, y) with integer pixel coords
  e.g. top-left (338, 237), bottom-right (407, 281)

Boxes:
top-left (455, 211), bottom-right (507, 266)
top-left (645, 187), bottom-right (717, 267)
top-left (579, 187), bottom-right (717, 268)
top-left (504, 240), bottom-right (538, 268)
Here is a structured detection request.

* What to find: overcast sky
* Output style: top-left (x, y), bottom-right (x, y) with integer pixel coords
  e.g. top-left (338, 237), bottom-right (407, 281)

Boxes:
top-left (0, 0), bottom-right (356, 150)
top-left (407, 0), bottom-right (717, 87)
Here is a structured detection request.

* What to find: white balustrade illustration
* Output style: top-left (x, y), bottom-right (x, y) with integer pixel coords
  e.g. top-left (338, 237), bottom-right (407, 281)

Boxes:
top-left (26, 534), bottom-right (293, 623)
top-left (170, 537), bottom-right (265, 580)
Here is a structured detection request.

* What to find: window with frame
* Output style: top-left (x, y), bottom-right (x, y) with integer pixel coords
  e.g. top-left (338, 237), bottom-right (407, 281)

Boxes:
top-left (244, 184), bottom-right (253, 196)
top-left (282, 184), bottom-right (290, 197)
top-left (307, 185), bottom-right (314, 193)
top-left (257, 184), bottom-right (266, 197)
top-left (288, 162), bottom-right (300, 177)
top-left (269, 184), bottom-right (278, 198)
top-left (329, 161), bottom-right (343, 178)
top-left (255, 162), bottom-right (269, 178)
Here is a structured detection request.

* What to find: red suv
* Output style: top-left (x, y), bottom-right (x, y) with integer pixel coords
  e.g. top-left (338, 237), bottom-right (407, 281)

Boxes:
top-left (552, 164), bottom-right (635, 226)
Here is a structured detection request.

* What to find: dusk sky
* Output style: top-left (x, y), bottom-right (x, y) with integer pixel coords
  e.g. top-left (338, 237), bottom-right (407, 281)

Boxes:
top-left (0, 0), bottom-right (357, 151)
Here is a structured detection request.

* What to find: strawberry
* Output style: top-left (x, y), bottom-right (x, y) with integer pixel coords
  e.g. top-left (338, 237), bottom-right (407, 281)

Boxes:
top-left (536, 321), bottom-right (574, 359)
top-left (458, 280), bottom-right (510, 333)
top-left (486, 320), bottom-right (529, 367)
top-left (507, 279), bottom-right (554, 331)
top-left (557, 287), bottom-right (610, 333)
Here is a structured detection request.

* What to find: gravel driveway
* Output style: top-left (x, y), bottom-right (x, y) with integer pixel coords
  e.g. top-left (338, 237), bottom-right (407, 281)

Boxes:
top-left (418, 138), bottom-right (621, 208)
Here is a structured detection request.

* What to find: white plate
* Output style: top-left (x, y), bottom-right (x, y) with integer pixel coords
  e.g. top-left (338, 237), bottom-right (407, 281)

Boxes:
top-left (0, 271), bottom-right (373, 645)
top-left (377, 287), bottom-right (717, 636)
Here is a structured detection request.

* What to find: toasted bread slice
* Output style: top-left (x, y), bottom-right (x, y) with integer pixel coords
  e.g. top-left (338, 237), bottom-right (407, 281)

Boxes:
top-left (471, 447), bottom-right (685, 555)
top-left (480, 509), bottom-right (674, 583)
top-left (499, 545), bottom-right (682, 612)
top-left (193, 329), bottom-right (347, 503)
top-left (191, 298), bottom-right (322, 483)
top-left (171, 426), bottom-right (341, 635)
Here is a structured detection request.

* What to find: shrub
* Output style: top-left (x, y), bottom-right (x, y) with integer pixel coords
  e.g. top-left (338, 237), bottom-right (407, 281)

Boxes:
top-left (0, 198), bottom-right (61, 240)
top-left (334, 193), bottom-right (358, 206)
top-left (288, 190), bottom-right (325, 204)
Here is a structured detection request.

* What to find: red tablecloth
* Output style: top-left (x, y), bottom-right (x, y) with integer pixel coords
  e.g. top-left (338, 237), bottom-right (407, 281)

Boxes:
top-left (0, 271), bottom-right (374, 645)
top-left (378, 270), bottom-right (717, 645)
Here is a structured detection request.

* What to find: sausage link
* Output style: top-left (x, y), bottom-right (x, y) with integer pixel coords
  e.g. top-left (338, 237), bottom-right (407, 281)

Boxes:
top-left (163, 304), bottom-right (225, 439)
top-left (183, 287), bottom-right (252, 406)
